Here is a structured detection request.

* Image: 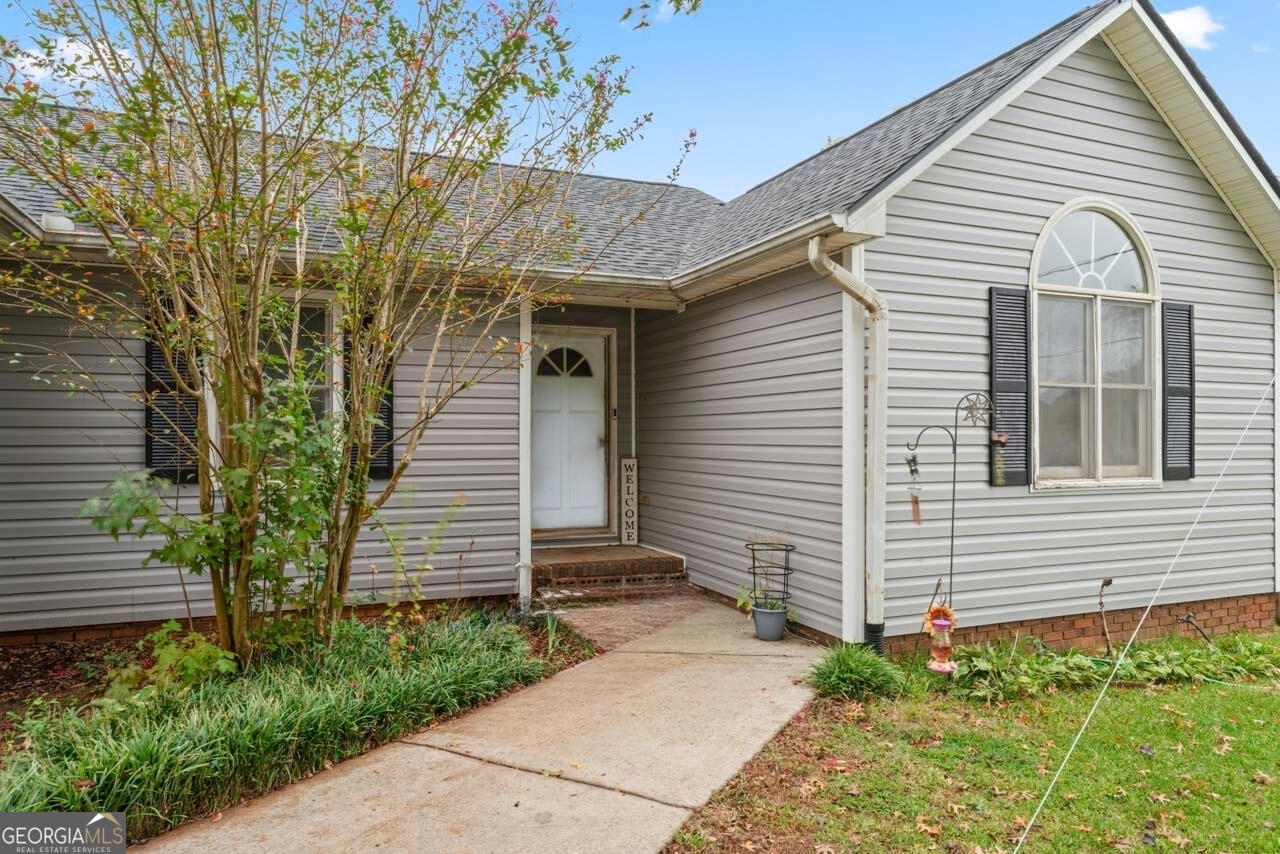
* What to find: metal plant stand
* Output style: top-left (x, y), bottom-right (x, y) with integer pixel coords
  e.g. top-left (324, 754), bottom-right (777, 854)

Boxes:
top-left (904, 392), bottom-right (1001, 606)
top-left (746, 542), bottom-right (795, 641)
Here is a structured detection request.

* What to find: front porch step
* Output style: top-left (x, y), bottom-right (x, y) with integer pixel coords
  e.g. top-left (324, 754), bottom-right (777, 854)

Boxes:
top-left (532, 545), bottom-right (687, 605)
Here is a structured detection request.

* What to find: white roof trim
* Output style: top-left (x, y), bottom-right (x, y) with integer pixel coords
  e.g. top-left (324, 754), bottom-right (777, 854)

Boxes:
top-left (1110, 2), bottom-right (1280, 268)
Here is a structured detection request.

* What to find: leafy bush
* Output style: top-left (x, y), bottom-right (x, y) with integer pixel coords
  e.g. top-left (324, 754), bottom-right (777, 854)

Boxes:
top-left (809, 643), bottom-right (905, 700)
top-left (0, 614), bottom-right (545, 841)
top-left (106, 620), bottom-right (237, 698)
top-left (952, 642), bottom-right (1101, 702)
top-left (951, 632), bottom-right (1280, 702)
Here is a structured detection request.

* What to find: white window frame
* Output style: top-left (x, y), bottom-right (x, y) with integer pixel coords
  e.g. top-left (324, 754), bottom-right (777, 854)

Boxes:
top-left (1029, 198), bottom-right (1163, 490)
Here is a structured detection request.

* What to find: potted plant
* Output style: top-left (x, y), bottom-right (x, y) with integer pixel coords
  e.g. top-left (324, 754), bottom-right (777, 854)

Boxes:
top-left (743, 540), bottom-right (796, 642)
top-left (737, 587), bottom-right (790, 641)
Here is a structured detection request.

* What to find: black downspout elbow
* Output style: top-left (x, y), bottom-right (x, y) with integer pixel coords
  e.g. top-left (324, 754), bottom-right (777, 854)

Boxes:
top-left (864, 622), bottom-right (885, 656)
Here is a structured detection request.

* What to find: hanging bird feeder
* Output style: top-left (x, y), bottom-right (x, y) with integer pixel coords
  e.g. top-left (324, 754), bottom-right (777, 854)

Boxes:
top-left (924, 602), bottom-right (958, 674)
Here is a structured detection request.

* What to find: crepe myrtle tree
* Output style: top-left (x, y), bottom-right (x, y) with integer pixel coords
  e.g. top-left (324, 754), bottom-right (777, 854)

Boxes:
top-left (0, 0), bottom-right (689, 661)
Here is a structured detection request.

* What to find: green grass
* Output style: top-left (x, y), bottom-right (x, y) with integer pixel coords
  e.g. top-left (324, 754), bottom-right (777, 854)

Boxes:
top-left (668, 631), bottom-right (1280, 853)
top-left (0, 613), bottom-right (546, 841)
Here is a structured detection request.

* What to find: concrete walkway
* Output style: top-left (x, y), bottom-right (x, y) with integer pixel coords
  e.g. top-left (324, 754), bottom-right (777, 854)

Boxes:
top-left (145, 600), bottom-right (820, 854)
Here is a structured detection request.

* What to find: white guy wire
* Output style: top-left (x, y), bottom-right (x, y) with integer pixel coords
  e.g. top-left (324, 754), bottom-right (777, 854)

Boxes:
top-left (1013, 373), bottom-right (1277, 852)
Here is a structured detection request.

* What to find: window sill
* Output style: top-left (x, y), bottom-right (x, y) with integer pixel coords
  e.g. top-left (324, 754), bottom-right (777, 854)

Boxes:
top-left (1031, 478), bottom-right (1163, 494)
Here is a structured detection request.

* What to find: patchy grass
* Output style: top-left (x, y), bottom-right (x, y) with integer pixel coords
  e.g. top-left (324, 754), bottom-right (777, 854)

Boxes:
top-left (0, 612), bottom-right (565, 842)
top-left (667, 632), bottom-right (1280, 853)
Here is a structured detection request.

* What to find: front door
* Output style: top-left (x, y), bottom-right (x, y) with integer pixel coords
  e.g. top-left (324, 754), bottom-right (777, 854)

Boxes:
top-left (532, 334), bottom-right (608, 530)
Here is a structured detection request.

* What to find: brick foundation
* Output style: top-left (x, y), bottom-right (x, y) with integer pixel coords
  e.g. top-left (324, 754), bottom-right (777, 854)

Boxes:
top-left (884, 592), bottom-right (1279, 658)
top-left (5, 589), bottom-right (1276, 652)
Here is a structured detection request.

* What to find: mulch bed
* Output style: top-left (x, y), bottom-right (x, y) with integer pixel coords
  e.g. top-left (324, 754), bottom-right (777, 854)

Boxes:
top-left (0, 639), bottom-right (139, 718)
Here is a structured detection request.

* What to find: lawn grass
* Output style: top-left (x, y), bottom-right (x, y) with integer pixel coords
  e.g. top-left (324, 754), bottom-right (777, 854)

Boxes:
top-left (667, 632), bottom-right (1280, 853)
top-left (0, 612), bottom-right (565, 841)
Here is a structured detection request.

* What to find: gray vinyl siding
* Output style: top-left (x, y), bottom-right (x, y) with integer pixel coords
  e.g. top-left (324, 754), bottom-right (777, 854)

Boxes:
top-left (868, 38), bottom-right (1276, 637)
top-left (635, 269), bottom-right (845, 636)
top-left (0, 312), bottom-right (519, 632)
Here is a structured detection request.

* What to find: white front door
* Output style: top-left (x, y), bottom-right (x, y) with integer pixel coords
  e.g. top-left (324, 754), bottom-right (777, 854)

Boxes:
top-left (532, 334), bottom-right (608, 530)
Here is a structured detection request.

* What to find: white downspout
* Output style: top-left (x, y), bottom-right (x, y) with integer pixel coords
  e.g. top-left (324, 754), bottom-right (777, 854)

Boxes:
top-left (516, 301), bottom-right (533, 614)
top-left (808, 235), bottom-right (889, 652)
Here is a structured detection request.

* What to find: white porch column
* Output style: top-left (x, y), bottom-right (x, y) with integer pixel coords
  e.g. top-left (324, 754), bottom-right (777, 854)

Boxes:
top-left (517, 301), bottom-right (533, 611)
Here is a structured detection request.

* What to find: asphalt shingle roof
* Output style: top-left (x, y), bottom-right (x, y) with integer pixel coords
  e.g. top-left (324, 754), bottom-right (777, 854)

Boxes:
top-left (673, 0), bottom-right (1122, 271)
top-left (0, 1), bottom-right (1127, 280)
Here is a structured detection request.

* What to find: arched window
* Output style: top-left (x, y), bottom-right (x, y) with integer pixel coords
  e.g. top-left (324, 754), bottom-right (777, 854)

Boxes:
top-left (1032, 202), bottom-right (1159, 485)
top-left (537, 347), bottom-right (594, 377)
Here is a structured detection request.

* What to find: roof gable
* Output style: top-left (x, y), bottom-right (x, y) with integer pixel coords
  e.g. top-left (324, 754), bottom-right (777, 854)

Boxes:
top-left (672, 1), bottom-right (1124, 274)
top-left (1101, 0), bottom-right (1280, 266)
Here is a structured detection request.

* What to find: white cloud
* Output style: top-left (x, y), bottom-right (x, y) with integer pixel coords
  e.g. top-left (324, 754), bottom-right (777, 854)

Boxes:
top-left (1253, 42), bottom-right (1271, 54)
top-left (654, 1), bottom-right (677, 23)
top-left (11, 37), bottom-right (132, 88)
top-left (1162, 6), bottom-right (1226, 50)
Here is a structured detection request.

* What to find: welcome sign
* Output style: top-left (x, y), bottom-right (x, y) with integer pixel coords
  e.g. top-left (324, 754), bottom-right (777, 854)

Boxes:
top-left (621, 458), bottom-right (638, 545)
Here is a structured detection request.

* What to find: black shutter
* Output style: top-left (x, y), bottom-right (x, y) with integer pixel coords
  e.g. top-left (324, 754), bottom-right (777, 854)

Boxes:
top-left (144, 340), bottom-right (199, 483)
top-left (344, 336), bottom-right (394, 480)
top-left (989, 287), bottom-right (1031, 487)
top-left (1163, 302), bottom-right (1195, 481)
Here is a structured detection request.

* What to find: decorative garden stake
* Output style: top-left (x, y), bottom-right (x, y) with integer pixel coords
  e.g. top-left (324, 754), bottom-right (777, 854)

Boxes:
top-left (905, 391), bottom-right (1004, 606)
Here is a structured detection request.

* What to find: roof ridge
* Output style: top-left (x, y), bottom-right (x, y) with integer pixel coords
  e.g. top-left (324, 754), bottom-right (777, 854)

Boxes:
top-left (721, 0), bottom-right (1123, 206)
top-left (573, 169), bottom-right (724, 201)
top-left (0, 98), bottom-right (723, 201)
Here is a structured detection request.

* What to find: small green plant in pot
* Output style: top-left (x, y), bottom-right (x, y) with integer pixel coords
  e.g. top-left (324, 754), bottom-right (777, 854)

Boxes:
top-left (743, 540), bottom-right (796, 642)
top-left (737, 587), bottom-right (791, 642)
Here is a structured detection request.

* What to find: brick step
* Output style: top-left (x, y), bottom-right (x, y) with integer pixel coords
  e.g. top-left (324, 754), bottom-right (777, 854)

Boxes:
top-left (537, 574), bottom-right (691, 606)
top-left (531, 547), bottom-right (684, 588)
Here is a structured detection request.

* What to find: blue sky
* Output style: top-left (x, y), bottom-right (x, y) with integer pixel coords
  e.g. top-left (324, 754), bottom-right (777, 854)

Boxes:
top-left (0, 1), bottom-right (1272, 201)
top-left (560, 1), bottom-right (1279, 201)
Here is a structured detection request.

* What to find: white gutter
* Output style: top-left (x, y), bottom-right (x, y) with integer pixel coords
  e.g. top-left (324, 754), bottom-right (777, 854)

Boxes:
top-left (808, 234), bottom-right (889, 652)
top-left (671, 212), bottom-right (853, 291)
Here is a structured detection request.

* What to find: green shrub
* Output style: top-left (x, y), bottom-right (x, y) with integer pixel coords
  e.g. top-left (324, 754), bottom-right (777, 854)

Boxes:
top-left (951, 632), bottom-right (1280, 702)
top-left (106, 620), bottom-right (238, 699)
top-left (0, 613), bottom-right (546, 841)
top-left (809, 643), bottom-right (905, 700)
top-left (952, 642), bottom-right (1101, 702)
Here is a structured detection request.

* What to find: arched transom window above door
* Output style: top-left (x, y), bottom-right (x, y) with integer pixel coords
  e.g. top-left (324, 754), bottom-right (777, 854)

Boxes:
top-left (537, 347), bottom-right (594, 377)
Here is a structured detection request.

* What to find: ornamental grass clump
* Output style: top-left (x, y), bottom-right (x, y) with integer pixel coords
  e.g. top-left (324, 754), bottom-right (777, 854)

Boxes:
top-left (0, 613), bottom-right (545, 841)
top-left (809, 643), bottom-right (906, 700)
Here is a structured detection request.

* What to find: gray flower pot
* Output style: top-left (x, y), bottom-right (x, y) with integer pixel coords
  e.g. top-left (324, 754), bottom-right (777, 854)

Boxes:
top-left (751, 606), bottom-right (788, 642)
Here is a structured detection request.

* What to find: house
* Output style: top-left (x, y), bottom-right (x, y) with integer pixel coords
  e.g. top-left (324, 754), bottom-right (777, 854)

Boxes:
top-left (2, 0), bottom-right (1278, 649)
